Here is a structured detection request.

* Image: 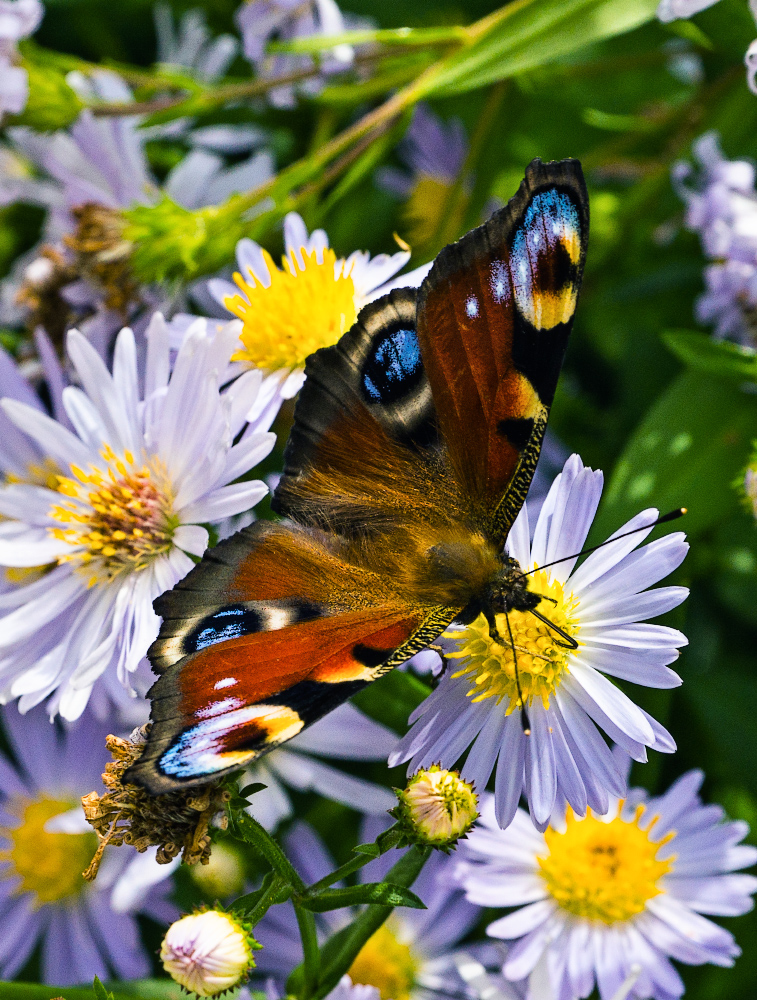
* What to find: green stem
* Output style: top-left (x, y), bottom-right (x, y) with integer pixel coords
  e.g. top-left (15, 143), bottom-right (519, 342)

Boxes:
top-left (307, 828), bottom-right (404, 894)
top-left (311, 845), bottom-right (432, 1000)
top-left (229, 811), bottom-right (306, 893)
top-left (295, 903), bottom-right (322, 999)
top-left (233, 872), bottom-right (292, 924)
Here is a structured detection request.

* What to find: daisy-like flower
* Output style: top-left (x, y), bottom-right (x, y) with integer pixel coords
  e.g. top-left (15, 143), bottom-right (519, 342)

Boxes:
top-left (0, 312), bottom-right (276, 719)
top-left (244, 702), bottom-right (399, 830)
top-left (389, 454), bottom-right (688, 832)
top-left (456, 767), bottom-right (757, 1000)
top-left (202, 212), bottom-right (432, 397)
top-left (254, 818), bottom-right (485, 1000)
top-left (0, 703), bottom-right (177, 983)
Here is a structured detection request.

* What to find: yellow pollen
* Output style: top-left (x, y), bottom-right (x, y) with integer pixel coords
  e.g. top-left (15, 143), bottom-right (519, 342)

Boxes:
top-left (48, 449), bottom-right (177, 583)
top-left (538, 804), bottom-right (676, 924)
top-left (448, 570), bottom-right (579, 711)
top-left (1, 796), bottom-right (96, 906)
top-left (224, 246), bottom-right (358, 371)
top-left (349, 921), bottom-right (418, 1000)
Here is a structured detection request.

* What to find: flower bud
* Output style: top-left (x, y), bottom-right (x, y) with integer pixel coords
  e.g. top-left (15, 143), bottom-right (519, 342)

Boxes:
top-left (161, 909), bottom-right (260, 997)
top-left (391, 765), bottom-right (478, 849)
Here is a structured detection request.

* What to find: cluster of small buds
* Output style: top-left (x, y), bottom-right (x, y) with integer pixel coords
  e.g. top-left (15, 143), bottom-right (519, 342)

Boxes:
top-left (161, 908), bottom-right (261, 997)
top-left (81, 725), bottom-right (231, 880)
top-left (391, 765), bottom-right (478, 850)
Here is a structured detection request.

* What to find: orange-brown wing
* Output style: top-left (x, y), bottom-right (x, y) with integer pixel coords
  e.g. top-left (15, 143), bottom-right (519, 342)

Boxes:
top-left (417, 157), bottom-right (589, 543)
top-left (128, 522), bottom-right (455, 794)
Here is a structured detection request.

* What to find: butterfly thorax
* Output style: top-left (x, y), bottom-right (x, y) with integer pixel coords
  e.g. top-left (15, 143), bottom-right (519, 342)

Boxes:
top-left (484, 555), bottom-right (541, 614)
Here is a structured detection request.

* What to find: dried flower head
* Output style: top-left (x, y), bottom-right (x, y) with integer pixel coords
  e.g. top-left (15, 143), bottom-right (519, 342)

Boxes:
top-left (161, 908), bottom-right (260, 997)
top-left (15, 245), bottom-right (77, 344)
top-left (81, 725), bottom-right (231, 880)
top-left (391, 765), bottom-right (478, 850)
top-left (63, 202), bottom-right (139, 315)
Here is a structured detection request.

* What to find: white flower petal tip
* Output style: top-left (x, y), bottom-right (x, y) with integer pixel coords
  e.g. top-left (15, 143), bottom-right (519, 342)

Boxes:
top-left (392, 453), bottom-right (689, 830)
top-left (0, 312), bottom-right (277, 719)
top-left (458, 776), bottom-right (757, 999)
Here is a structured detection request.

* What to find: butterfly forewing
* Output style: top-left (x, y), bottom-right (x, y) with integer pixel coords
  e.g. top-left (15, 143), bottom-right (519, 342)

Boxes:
top-left (417, 158), bottom-right (588, 544)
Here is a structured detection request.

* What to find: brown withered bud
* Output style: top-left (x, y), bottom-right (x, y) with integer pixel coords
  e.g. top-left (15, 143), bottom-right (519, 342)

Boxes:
top-left (82, 724), bottom-right (230, 882)
top-left (63, 202), bottom-right (140, 316)
top-left (15, 246), bottom-right (77, 346)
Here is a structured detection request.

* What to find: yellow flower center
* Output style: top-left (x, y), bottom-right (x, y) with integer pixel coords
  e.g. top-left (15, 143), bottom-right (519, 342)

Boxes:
top-left (349, 921), bottom-right (418, 1000)
top-left (449, 571), bottom-right (579, 711)
top-left (403, 174), bottom-right (465, 249)
top-left (2, 796), bottom-right (96, 905)
top-left (224, 246), bottom-right (358, 371)
top-left (538, 804), bottom-right (675, 924)
top-left (48, 445), bottom-right (178, 585)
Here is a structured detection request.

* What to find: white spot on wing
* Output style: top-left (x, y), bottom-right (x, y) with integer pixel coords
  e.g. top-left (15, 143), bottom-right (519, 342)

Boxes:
top-left (466, 295), bottom-right (479, 318)
top-left (214, 677), bottom-right (238, 690)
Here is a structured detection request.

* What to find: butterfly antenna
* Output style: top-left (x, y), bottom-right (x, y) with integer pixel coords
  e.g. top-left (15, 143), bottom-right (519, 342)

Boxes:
top-left (529, 607), bottom-right (578, 649)
top-left (503, 610), bottom-right (530, 735)
top-left (520, 507), bottom-right (686, 578)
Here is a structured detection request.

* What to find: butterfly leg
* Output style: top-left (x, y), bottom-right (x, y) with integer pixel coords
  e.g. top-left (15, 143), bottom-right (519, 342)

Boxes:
top-left (529, 606), bottom-right (578, 650)
top-left (428, 642), bottom-right (450, 676)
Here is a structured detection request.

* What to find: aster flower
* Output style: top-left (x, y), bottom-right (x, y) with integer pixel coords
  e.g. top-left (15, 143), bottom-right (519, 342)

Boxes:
top-left (0, 703), bottom-right (176, 983)
top-left (674, 131), bottom-right (757, 345)
top-left (197, 212), bottom-right (431, 396)
top-left (0, 0), bottom-right (43, 117)
top-left (0, 312), bottom-right (276, 719)
top-left (244, 702), bottom-right (399, 830)
top-left (254, 818), bottom-right (485, 1000)
top-left (390, 454), bottom-right (688, 832)
top-left (456, 767), bottom-right (757, 1000)
top-left (154, 4), bottom-right (238, 83)
top-left (235, 0), bottom-right (354, 108)
top-left (378, 104), bottom-right (469, 249)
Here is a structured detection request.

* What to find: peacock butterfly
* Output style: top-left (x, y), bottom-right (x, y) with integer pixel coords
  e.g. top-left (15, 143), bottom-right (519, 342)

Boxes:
top-left (127, 157), bottom-right (590, 794)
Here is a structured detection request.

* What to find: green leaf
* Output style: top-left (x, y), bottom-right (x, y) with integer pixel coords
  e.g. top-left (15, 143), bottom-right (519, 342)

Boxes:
top-left (267, 25), bottom-right (469, 53)
top-left (351, 669), bottom-right (431, 735)
top-left (420, 0), bottom-right (659, 96)
top-left (239, 782), bottom-right (268, 800)
top-left (92, 980), bottom-right (113, 1000)
top-left (662, 330), bottom-right (757, 382)
top-left (591, 371), bottom-right (757, 542)
top-left (301, 882), bottom-right (426, 912)
top-left (352, 842), bottom-right (381, 858)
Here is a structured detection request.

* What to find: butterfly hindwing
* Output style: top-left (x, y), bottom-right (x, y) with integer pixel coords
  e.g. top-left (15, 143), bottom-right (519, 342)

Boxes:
top-left (128, 521), bottom-right (456, 793)
top-left (417, 157), bottom-right (588, 542)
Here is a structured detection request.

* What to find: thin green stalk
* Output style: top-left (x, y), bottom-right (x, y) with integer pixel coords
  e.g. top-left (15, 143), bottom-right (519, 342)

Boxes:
top-left (233, 872), bottom-right (292, 924)
top-left (229, 811), bottom-right (306, 893)
top-left (295, 903), bottom-right (322, 999)
top-left (307, 829), bottom-right (404, 894)
top-left (310, 845), bottom-right (432, 1000)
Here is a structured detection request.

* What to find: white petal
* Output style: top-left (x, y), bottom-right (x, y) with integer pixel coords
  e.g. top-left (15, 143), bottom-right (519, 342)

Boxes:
top-left (173, 524), bottom-right (209, 558)
top-left (182, 480), bottom-right (268, 523)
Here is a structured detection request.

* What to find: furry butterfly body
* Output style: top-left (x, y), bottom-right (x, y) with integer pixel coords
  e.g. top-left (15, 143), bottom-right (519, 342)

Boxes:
top-left (128, 157), bottom-right (590, 794)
